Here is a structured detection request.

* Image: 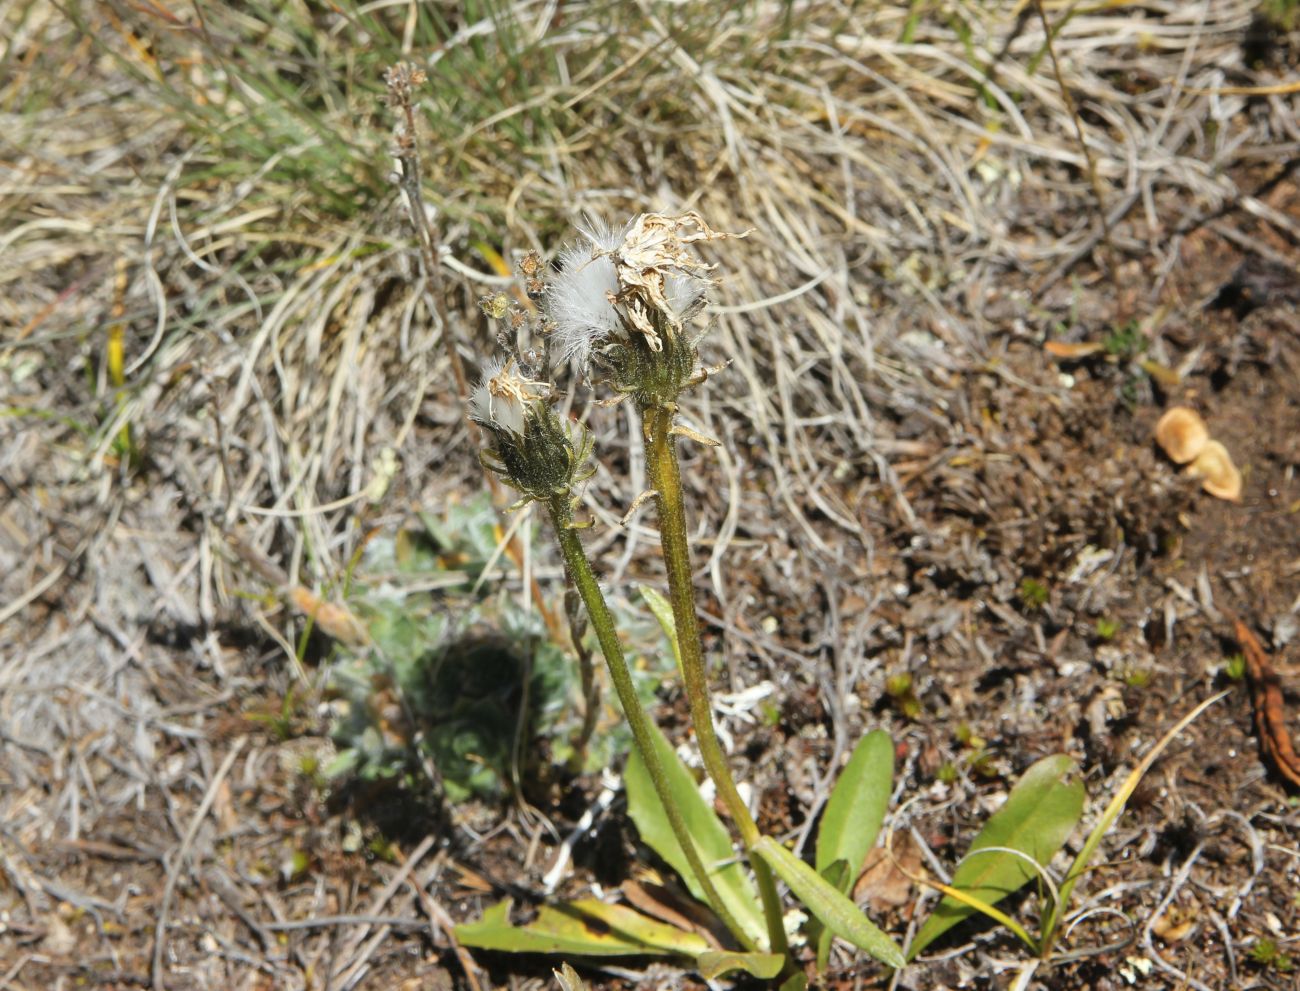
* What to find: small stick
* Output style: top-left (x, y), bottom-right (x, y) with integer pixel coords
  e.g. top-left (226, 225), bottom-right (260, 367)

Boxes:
top-left (1031, 0), bottom-right (1121, 310)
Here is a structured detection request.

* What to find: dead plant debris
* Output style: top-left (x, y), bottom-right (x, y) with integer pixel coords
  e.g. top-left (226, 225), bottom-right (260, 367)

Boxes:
top-left (1234, 618), bottom-right (1300, 790)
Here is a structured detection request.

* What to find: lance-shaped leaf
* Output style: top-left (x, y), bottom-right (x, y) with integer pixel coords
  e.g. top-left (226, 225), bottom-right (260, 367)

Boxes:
top-left (754, 836), bottom-right (905, 969)
top-left (909, 754), bottom-right (1084, 957)
top-left (816, 729), bottom-right (893, 881)
top-left (455, 898), bottom-right (710, 957)
top-left (624, 722), bottom-right (767, 947)
top-left (812, 859), bottom-right (850, 971)
top-left (809, 729), bottom-right (893, 970)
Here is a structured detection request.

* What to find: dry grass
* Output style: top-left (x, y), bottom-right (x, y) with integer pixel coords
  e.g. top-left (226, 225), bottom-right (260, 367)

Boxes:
top-left (2, 0), bottom-right (1299, 987)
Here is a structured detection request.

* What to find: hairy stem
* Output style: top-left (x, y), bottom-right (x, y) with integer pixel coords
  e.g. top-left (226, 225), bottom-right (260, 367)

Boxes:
top-left (642, 404), bottom-right (790, 962)
top-left (545, 494), bottom-right (755, 950)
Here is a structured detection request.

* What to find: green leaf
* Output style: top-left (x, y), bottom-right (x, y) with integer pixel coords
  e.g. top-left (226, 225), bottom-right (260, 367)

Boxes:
top-left (809, 728), bottom-right (894, 972)
top-left (695, 950), bottom-right (785, 980)
top-left (638, 585), bottom-right (683, 677)
top-left (322, 747), bottom-right (360, 779)
top-left (624, 722), bottom-right (767, 948)
top-left (779, 974), bottom-right (809, 991)
top-left (455, 898), bottom-right (710, 958)
top-left (908, 754), bottom-right (1084, 958)
top-left (754, 836), bottom-right (905, 969)
top-left (815, 729), bottom-right (893, 883)
top-left (813, 860), bottom-right (850, 971)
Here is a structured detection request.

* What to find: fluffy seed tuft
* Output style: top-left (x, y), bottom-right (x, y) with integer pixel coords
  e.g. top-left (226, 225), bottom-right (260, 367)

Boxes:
top-left (468, 357), bottom-right (549, 436)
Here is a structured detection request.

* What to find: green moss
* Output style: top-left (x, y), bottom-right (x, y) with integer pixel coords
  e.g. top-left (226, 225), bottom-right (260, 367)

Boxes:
top-left (1018, 578), bottom-right (1049, 611)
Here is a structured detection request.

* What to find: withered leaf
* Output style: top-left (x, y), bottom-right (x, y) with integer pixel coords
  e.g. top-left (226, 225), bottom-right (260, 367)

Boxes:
top-left (1234, 619), bottom-right (1300, 789)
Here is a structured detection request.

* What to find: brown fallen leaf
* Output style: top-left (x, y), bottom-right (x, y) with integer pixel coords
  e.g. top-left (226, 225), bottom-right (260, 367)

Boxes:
top-left (621, 878), bottom-right (726, 949)
top-left (854, 832), bottom-right (924, 914)
top-left (1234, 619), bottom-right (1300, 789)
top-left (288, 586), bottom-right (371, 647)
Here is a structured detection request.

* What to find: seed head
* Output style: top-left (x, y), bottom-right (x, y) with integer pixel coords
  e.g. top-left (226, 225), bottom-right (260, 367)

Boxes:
top-left (468, 357), bottom-right (549, 437)
top-left (610, 211), bottom-right (739, 348)
top-left (545, 211), bottom-right (745, 372)
top-left (546, 217), bottom-right (626, 371)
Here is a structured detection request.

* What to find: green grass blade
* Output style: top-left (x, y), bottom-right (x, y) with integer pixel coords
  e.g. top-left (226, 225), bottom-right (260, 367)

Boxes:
top-left (914, 877), bottom-right (1038, 953)
top-left (639, 585), bottom-right (684, 677)
top-left (1041, 691), bottom-right (1228, 950)
top-left (455, 897), bottom-right (710, 958)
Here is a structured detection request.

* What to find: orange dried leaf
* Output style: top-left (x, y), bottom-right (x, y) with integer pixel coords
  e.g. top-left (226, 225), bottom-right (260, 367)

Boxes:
top-left (288, 586), bottom-right (370, 647)
top-left (1044, 340), bottom-right (1104, 359)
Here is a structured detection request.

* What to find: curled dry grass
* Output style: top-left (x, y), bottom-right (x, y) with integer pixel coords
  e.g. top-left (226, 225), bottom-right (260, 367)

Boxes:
top-left (1, 0), bottom-right (1297, 985)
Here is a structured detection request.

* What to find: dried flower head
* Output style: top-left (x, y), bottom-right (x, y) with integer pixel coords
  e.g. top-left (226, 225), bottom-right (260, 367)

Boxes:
top-left (545, 211), bottom-right (745, 372)
top-left (383, 62), bottom-right (427, 108)
top-left (471, 355), bottom-right (595, 505)
top-left (609, 211), bottom-right (744, 349)
top-left (468, 357), bottom-right (549, 437)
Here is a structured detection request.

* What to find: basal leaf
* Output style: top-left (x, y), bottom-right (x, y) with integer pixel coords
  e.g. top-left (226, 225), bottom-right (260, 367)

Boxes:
top-left (695, 950), bottom-right (785, 980)
top-left (754, 837), bottom-right (905, 969)
top-left (624, 723), bottom-right (767, 947)
top-left (815, 729), bottom-right (893, 883)
top-left (908, 754), bottom-right (1084, 957)
top-left (455, 898), bottom-right (710, 958)
top-left (812, 859), bottom-right (851, 971)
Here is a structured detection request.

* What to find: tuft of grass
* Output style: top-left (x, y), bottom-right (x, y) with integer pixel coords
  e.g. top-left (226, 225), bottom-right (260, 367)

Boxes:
top-left (1103, 321), bottom-right (1146, 359)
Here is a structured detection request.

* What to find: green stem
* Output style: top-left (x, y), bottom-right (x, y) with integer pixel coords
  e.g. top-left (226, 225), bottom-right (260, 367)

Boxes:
top-left (642, 405), bottom-right (791, 963)
top-left (545, 494), bottom-right (755, 951)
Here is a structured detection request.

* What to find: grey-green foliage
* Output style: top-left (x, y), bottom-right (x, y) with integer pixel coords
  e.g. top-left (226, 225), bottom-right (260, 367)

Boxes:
top-left (325, 493), bottom-right (674, 801)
